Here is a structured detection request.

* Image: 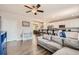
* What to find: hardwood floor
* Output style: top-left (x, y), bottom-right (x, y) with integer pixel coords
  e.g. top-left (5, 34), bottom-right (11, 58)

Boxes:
top-left (7, 40), bottom-right (52, 55)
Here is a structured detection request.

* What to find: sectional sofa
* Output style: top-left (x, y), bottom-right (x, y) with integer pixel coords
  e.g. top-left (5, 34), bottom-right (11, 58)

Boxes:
top-left (37, 34), bottom-right (79, 55)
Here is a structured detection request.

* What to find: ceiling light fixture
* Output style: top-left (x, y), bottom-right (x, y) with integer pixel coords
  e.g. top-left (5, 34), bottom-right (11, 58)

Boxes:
top-left (24, 4), bottom-right (44, 15)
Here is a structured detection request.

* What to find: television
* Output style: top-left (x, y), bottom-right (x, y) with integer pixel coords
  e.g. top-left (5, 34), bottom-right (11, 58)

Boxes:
top-left (59, 25), bottom-right (65, 28)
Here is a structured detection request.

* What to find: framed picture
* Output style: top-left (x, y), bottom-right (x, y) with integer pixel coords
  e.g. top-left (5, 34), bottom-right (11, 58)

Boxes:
top-left (22, 21), bottom-right (30, 27)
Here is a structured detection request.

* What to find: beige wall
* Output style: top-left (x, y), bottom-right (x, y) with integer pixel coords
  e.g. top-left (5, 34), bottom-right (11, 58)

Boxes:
top-left (31, 21), bottom-right (43, 30)
top-left (0, 11), bottom-right (18, 41)
top-left (47, 18), bottom-right (79, 28)
top-left (0, 11), bottom-right (33, 41)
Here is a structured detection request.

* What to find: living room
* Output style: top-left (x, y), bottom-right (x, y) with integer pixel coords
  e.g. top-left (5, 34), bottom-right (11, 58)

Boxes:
top-left (0, 4), bottom-right (79, 55)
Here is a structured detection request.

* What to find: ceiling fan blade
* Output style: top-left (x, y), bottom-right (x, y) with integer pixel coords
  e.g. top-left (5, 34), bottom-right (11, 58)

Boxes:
top-left (26, 10), bottom-right (31, 13)
top-left (37, 10), bottom-right (44, 13)
top-left (36, 4), bottom-right (41, 8)
top-left (24, 5), bottom-right (32, 9)
top-left (32, 5), bottom-right (35, 8)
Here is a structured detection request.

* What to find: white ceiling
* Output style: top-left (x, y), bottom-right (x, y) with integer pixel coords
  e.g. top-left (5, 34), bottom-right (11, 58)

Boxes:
top-left (0, 4), bottom-right (79, 22)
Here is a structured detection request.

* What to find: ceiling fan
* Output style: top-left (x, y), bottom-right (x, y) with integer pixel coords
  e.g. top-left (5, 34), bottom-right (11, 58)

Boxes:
top-left (24, 4), bottom-right (44, 15)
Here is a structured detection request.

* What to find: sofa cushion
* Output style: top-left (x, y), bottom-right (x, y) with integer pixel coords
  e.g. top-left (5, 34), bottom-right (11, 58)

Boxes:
top-left (53, 47), bottom-right (79, 55)
top-left (65, 32), bottom-right (78, 39)
top-left (64, 38), bottom-right (79, 50)
top-left (42, 34), bottom-right (52, 40)
top-left (38, 39), bottom-right (62, 51)
top-left (46, 40), bottom-right (62, 50)
top-left (51, 36), bottom-right (79, 50)
top-left (52, 36), bottom-right (62, 45)
top-left (37, 40), bottom-right (55, 52)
